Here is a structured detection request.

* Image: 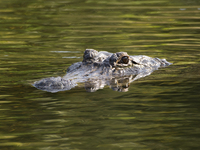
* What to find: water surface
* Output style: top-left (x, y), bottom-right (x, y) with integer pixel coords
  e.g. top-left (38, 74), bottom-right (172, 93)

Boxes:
top-left (0, 0), bottom-right (200, 149)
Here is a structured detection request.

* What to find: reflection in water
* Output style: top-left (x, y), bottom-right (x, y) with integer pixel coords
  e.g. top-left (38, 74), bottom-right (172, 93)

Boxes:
top-left (85, 75), bottom-right (134, 92)
top-left (110, 76), bottom-right (132, 92)
top-left (33, 49), bottom-right (171, 92)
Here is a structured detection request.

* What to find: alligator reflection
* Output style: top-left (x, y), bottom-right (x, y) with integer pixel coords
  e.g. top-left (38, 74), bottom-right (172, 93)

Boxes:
top-left (33, 49), bottom-right (172, 93)
top-left (85, 75), bottom-right (136, 92)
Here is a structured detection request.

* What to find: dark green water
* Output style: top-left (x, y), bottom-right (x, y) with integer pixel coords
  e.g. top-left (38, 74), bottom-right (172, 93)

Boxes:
top-left (0, 0), bottom-right (200, 149)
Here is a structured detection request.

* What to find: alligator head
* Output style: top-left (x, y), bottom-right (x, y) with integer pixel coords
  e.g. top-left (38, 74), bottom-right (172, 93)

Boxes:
top-left (33, 49), bottom-right (172, 92)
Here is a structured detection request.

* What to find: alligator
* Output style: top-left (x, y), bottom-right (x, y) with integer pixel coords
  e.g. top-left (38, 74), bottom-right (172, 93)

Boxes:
top-left (33, 49), bottom-right (172, 92)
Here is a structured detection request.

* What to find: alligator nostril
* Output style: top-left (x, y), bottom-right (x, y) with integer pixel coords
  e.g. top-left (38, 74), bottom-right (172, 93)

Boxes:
top-left (121, 56), bottom-right (129, 64)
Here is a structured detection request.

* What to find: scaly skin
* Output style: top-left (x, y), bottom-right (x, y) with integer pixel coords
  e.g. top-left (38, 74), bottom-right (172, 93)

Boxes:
top-left (33, 49), bottom-right (172, 92)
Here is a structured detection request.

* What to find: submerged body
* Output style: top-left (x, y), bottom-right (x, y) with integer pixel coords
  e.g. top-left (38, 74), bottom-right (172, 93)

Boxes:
top-left (33, 49), bottom-right (172, 92)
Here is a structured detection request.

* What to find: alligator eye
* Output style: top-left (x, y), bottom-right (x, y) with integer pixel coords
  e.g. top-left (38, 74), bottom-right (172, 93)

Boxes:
top-left (121, 56), bottom-right (129, 64)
